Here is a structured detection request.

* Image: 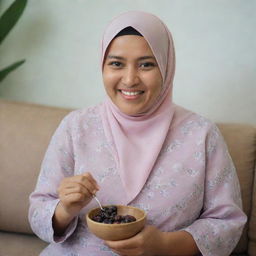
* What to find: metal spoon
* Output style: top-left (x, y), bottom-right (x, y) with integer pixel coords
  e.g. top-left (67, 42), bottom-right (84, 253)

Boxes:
top-left (93, 194), bottom-right (104, 211)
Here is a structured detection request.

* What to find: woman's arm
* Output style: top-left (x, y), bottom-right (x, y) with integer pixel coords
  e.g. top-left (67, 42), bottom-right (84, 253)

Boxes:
top-left (29, 112), bottom-right (77, 243)
top-left (182, 124), bottom-right (247, 255)
top-left (53, 172), bottom-right (99, 236)
top-left (53, 202), bottom-right (75, 236)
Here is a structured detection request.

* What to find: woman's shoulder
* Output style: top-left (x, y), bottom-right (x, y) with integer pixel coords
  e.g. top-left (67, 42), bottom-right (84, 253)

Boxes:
top-left (172, 104), bottom-right (218, 133)
top-left (63, 104), bottom-right (102, 120)
top-left (58, 103), bottom-right (103, 128)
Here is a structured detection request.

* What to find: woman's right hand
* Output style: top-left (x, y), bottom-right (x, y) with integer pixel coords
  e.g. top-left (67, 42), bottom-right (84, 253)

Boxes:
top-left (57, 172), bottom-right (100, 218)
top-left (53, 172), bottom-right (99, 236)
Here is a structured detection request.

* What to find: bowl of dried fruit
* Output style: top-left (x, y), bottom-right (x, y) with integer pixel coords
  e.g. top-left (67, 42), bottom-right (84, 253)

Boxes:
top-left (86, 205), bottom-right (146, 241)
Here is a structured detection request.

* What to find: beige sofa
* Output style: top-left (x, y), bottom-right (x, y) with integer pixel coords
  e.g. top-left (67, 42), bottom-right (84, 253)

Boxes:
top-left (0, 99), bottom-right (255, 256)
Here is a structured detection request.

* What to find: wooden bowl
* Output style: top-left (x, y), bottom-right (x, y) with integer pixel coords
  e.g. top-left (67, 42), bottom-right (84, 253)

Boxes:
top-left (86, 205), bottom-right (146, 241)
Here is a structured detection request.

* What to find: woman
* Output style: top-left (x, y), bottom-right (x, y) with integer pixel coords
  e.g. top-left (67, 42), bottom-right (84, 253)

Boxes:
top-left (29, 11), bottom-right (247, 256)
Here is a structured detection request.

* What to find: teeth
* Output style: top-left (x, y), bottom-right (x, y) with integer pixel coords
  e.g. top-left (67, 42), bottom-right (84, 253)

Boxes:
top-left (121, 90), bottom-right (142, 96)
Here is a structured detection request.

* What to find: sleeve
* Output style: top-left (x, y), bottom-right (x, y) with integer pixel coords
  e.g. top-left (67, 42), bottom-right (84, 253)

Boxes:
top-left (183, 124), bottom-right (247, 256)
top-left (28, 112), bottom-right (78, 243)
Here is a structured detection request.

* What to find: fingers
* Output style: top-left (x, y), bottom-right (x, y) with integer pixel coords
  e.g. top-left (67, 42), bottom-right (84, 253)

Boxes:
top-left (105, 229), bottom-right (145, 250)
top-left (58, 172), bottom-right (100, 206)
top-left (105, 227), bottom-right (153, 255)
top-left (110, 247), bottom-right (139, 255)
top-left (60, 172), bottom-right (99, 195)
top-left (60, 184), bottom-right (91, 200)
top-left (82, 172), bottom-right (100, 193)
top-left (111, 248), bottom-right (138, 256)
top-left (61, 192), bottom-right (86, 203)
top-left (105, 237), bottom-right (141, 250)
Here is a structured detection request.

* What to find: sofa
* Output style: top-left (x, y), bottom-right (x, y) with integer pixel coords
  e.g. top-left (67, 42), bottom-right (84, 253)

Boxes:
top-left (0, 99), bottom-right (255, 256)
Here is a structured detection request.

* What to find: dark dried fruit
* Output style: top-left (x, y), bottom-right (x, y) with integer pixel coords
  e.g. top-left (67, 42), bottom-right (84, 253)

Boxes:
top-left (92, 205), bottom-right (136, 224)
top-left (124, 215), bottom-right (136, 223)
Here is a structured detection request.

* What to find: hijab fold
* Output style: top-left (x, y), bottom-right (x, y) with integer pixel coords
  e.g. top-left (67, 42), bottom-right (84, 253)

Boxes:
top-left (100, 11), bottom-right (176, 203)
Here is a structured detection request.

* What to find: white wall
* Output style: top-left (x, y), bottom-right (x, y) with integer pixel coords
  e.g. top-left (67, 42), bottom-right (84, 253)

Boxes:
top-left (0, 0), bottom-right (255, 124)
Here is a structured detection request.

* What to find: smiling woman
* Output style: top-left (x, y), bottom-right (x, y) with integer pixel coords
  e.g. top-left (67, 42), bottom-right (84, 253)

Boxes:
top-left (29, 11), bottom-right (247, 256)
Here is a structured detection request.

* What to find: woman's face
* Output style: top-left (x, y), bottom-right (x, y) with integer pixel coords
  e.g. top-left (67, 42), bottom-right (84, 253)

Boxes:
top-left (103, 35), bottom-right (163, 115)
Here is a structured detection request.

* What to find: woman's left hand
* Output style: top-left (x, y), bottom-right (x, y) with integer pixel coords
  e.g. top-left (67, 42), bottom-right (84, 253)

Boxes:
top-left (104, 225), bottom-right (164, 256)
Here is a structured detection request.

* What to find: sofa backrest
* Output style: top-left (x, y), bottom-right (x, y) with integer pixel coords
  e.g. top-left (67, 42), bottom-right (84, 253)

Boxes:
top-left (0, 100), bottom-right (70, 234)
top-left (0, 99), bottom-right (255, 254)
top-left (249, 165), bottom-right (256, 255)
top-left (217, 123), bottom-right (256, 254)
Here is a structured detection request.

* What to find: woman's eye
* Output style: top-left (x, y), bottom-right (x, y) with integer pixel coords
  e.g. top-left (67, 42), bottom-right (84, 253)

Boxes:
top-left (140, 62), bottom-right (156, 69)
top-left (108, 61), bottom-right (123, 68)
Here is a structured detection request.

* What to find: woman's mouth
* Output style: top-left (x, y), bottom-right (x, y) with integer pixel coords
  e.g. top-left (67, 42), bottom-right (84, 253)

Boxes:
top-left (118, 89), bottom-right (144, 100)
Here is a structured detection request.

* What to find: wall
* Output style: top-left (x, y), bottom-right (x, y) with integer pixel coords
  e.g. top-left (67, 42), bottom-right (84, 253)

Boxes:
top-left (0, 0), bottom-right (255, 124)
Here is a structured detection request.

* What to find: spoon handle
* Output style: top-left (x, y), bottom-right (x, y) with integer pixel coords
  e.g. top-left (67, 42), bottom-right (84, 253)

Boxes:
top-left (93, 195), bottom-right (104, 211)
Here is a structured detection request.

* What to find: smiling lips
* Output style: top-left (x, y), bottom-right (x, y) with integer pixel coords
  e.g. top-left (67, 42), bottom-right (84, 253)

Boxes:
top-left (118, 89), bottom-right (144, 100)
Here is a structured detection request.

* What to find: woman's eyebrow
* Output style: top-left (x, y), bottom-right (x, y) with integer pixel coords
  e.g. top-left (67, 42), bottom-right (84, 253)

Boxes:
top-left (106, 55), bottom-right (156, 61)
top-left (138, 56), bottom-right (155, 61)
top-left (106, 55), bottom-right (124, 60)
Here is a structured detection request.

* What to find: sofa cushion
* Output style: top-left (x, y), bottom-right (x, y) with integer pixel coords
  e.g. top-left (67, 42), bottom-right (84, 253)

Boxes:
top-left (217, 123), bottom-right (256, 254)
top-left (0, 100), bottom-right (71, 234)
top-left (0, 231), bottom-right (48, 256)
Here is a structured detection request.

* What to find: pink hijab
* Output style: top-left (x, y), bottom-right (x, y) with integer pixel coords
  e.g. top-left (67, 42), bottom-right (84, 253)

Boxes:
top-left (100, 11), bottom-right (176, 203)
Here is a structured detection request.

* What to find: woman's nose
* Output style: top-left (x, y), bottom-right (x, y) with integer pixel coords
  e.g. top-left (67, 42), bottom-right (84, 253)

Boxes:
top-left (121, 67), bottom-right (139, 87)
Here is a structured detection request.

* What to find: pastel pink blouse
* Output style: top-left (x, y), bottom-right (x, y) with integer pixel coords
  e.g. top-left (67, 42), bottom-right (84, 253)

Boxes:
top-left (29, 104), bottom-right (247, 256)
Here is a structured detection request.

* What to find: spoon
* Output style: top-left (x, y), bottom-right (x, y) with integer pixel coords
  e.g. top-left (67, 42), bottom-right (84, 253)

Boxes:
top-left (93, 194), bottom-right (104, 211)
